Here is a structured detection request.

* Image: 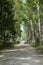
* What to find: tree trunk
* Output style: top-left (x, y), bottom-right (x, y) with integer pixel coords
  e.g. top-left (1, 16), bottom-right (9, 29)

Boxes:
top-left (30, 20), bottom-right (35, 42)
top-left (37, 2), bottom-right (41, 46)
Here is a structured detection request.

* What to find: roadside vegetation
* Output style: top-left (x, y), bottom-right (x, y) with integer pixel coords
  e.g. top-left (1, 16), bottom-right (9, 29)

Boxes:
top-left (0, 0), bottom-right (43, 52)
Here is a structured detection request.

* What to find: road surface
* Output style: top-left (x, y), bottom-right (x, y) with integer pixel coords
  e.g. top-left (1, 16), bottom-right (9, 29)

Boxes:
top-left (0, 42), bottom-right (43, 65)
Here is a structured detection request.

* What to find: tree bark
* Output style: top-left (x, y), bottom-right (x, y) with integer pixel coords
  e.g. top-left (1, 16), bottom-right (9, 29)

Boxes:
top-left (37, 2), bottom-right (41, 46)
top-left (30, 20), bottom-right (35, 42)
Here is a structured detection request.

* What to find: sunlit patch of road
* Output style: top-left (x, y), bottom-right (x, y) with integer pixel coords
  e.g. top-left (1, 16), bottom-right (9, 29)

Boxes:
top-left (0, 42), bottom-right (43, 65)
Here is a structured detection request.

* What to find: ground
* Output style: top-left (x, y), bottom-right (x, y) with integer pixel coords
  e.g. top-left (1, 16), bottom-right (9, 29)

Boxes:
top-left (0, 41), bottom-right (43, 65)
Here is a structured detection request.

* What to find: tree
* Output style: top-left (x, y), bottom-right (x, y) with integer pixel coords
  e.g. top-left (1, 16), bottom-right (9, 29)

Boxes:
top-left (0, 0), bottom-right (16, 48)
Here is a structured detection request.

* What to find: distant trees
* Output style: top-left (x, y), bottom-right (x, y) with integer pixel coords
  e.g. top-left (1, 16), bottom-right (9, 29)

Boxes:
top-left (21, 0), bottom-right (43, 46)
top-left (0, 0), bottom-right (43, 49)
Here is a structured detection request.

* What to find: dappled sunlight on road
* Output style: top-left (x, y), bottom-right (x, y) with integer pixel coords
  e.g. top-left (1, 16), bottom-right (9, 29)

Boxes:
top-left (14, 57), bottom-right (32, 60)
top-left (33, 54), bottom-right (43, 57)
top-left (0, 55), bottom-right (4, 58)
top-left (34, 60), bottom-right (42, 62)
top-left (0, 45), bottom-right (43, 65)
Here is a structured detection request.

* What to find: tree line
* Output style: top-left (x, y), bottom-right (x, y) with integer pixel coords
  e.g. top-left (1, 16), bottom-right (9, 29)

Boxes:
top-left (0, 0), bottom-right (43, 49)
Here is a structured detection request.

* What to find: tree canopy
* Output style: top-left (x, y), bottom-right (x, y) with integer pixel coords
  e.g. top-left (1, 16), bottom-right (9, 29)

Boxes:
top-left (0, 0), bottom-right (43, 49)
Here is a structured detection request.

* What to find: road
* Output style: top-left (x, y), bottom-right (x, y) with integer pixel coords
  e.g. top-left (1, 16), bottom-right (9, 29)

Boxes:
top-left (0, 42), bottom-right (43, 65)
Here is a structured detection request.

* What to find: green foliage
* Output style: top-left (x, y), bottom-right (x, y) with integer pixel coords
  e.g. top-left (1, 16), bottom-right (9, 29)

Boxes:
top-left (16, 37), bottom-right (20, 44)
top-left (0, 0), bottom-right (16, 48)
top-left (0, 0), bottom-right (43, 49)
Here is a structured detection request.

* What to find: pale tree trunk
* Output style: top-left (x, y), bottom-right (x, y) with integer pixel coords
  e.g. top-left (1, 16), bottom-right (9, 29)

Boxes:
top-left (37, 2), bottom-right (41, 46)
top-left (30, 20), bottom-right (35, 42)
